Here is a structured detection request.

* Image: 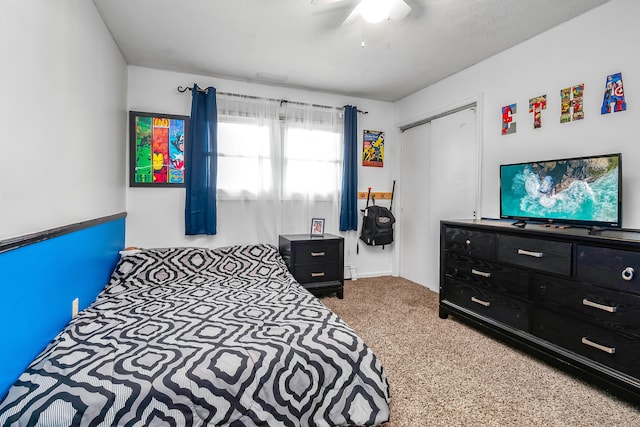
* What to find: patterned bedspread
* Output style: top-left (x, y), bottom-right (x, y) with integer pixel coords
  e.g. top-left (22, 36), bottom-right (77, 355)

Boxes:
top-left (0, 244), bottom-right (389, 426)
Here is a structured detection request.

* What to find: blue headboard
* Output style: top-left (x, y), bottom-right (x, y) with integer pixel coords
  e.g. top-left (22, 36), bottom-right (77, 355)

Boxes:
top-left (0, 213), bottom-right (126, 398)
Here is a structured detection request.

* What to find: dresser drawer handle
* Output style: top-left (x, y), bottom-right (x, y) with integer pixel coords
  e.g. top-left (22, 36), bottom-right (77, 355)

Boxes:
top-left (622, 267), bottom-right (635, 281)
top-left (311, 272), bottom-right (325, 278)
top-left (517, 249), bottom-right (543, 258)
top-left (471, 269), bottom-right (491, 278)
top-left (471, 296), bottom-right (490, 307)
top-left (582, 298), bottom-right (617, 313)
top-left (311, 251), bottom-right (326, 257)
top-left (581, 337), bottom-right (616, 354)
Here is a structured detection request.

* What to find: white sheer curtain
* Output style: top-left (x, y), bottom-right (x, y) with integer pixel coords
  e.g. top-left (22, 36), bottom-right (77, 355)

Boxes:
top-left (281, 103), bottom-right (343, 235)
top-left (215, 96), bottom-right (282, 244)
top-left (214, 96), bottom-right (343, 244)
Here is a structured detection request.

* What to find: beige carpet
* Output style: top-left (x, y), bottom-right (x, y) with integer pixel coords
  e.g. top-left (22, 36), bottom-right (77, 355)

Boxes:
top-left (320, 277), bottom-right (640, 427)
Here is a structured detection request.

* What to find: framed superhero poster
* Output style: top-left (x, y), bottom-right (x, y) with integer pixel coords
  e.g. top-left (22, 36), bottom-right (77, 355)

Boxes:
top-left (129, 111), bottom-right (188, 187)
top-left (362, 130), bottom-right (384, 167)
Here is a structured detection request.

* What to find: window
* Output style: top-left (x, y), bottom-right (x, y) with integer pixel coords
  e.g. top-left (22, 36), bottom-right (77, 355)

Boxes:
top-left (217, 121), bottom-right (273, 197)
top-left (214, 96), bottom-right (343, 206)
top-left (284, 127), bottom-right (342, 198)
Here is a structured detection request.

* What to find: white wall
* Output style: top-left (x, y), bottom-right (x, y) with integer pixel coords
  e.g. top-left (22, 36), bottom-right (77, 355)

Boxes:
top-left (395, 0), bottom-right (640, 228)
top-left (0, 0), bottom-right (128, 240)
top-left (126, 66), bottom-right (398, 278)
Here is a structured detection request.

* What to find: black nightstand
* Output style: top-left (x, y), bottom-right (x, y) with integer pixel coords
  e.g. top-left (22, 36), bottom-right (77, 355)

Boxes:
top-left (278, 234), bottom-right (344, 299)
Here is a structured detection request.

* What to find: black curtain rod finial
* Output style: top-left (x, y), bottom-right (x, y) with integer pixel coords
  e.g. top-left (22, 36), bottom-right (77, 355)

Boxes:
top-left (178, 85), bottom-right (208, 94)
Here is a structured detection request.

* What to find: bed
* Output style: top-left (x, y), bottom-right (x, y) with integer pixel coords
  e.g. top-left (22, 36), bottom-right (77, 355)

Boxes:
top-left (0, 244), bottom-right (390, 426)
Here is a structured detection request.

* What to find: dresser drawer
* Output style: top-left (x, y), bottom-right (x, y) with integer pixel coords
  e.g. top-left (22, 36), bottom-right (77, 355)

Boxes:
top-left (293, 240), bottom-right (341, 265)
top-left (532, 308), bottom-right (640, 378)
top-left (533, 274), bottom-right (640, 337)
top-left (577, 245), bottom-right (640, 294)
top-left (294, 263), bottom-right (341, 284)
top-left (443, 226), bottom-right (496, 260)
top-left (444, 254), bottom-right (530, 299)
top-left (498, 235), bottom-right (572, 276)
top-left (443, 277), bottom-right (530, 331)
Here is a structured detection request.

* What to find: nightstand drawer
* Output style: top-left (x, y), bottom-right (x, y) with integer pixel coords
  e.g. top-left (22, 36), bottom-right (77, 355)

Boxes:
top-left (294, 240), bottom-right (341, 264)
top-left (294, 263), bottom-right (341, 284)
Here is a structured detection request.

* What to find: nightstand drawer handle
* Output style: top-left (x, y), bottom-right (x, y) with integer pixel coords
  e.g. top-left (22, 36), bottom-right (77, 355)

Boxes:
top-left (471, 269), bottom-right (491, 278)
top-left (471, 296), bottom-right (490, 307)
top-left (582, 298), bottom-right (617, 313)
top-left (581, 337), bottom-right (615, 354)
top-left (518, 249), bottom-right (543, 258)
top-left (622, 267), bottom-right (634, 281)
top-left (311, 251), bottom-right (326, 257)
top-left (311, 272), bottom-right (325, 278)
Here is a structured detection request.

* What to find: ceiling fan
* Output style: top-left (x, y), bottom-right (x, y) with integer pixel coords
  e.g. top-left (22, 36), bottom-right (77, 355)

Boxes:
top-left (311, 0), bottom-right (412, 25)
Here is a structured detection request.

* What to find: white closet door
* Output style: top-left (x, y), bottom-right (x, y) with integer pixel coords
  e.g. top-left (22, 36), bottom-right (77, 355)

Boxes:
top-left (399, 123), bottom-right (431, 287)
top-left (400, 107), bottom-right (478, 291)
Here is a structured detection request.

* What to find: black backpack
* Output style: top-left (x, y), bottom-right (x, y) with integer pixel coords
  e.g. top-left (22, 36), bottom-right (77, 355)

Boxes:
top-left (360, 205), bottom-right (396, 246)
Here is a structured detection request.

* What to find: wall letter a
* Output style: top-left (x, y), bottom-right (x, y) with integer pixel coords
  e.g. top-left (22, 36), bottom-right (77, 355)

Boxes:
top-left (602, 72), bottom-right (627, 114)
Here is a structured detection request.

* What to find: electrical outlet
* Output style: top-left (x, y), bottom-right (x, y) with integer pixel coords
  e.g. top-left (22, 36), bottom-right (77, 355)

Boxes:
top-left (72, 298), bottom-right (79, 318)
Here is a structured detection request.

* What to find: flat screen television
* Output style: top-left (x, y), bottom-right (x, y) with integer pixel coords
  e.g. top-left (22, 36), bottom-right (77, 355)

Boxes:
top-left (500, 153), bottom-right (622, 228)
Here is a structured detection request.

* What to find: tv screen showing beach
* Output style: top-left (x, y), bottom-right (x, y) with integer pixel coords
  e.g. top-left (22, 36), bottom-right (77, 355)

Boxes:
top-left (500, 154), bottom-right (620, 226)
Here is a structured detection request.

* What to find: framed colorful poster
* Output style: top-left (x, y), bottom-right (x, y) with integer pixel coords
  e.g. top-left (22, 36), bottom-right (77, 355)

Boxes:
top-left (129, 111), bottom-right (188, 187)
top-left (363, 130), bottom-right (384, 167)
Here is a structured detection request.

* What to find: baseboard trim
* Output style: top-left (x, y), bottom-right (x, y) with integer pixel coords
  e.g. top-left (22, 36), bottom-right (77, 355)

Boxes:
top-left (355, 271), bottom-right (393, 279)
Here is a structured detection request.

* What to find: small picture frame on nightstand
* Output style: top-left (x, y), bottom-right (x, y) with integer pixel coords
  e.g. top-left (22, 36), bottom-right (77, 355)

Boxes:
top-left (310, 218), bottom-right (325, 236)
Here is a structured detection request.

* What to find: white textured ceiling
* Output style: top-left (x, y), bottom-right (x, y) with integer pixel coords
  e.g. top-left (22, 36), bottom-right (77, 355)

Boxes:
top-left (93, 0), bottom-right (612, 102)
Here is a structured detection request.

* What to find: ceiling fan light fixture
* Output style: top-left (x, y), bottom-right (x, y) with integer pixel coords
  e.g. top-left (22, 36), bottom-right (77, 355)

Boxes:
top-left (358, 0), bottom-right (392, 24)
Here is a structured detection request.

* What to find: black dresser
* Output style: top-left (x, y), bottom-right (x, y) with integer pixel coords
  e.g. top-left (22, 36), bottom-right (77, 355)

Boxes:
top-left (440, 218), bottom-right (640, 403)
top-left (278, 234), bottom-right (344, 299)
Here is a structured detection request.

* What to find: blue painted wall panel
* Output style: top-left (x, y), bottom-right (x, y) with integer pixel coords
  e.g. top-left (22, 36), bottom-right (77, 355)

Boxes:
top-left (0, 217), bottom-right (125, 397)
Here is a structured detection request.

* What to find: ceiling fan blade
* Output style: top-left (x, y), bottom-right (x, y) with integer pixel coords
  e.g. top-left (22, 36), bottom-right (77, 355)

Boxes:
top-left (342, 6), bottom-right (360, 26)
top-left (388, 0), bottom-right (411, 21)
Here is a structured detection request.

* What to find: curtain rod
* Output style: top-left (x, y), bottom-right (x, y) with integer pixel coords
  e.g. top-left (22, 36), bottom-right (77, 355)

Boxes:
top-left (177, 85), bottom-right (368, 114)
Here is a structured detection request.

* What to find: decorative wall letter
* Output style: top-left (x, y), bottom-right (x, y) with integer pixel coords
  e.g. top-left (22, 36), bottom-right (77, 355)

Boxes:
top-left (501, 103), bottom-right (517, 135)
top-left (529, 95), bottom-right (547, 129)
top-left (560, 84), bottom-right (584, 123)
top-left (601, 72), bottom-right (627, 114)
